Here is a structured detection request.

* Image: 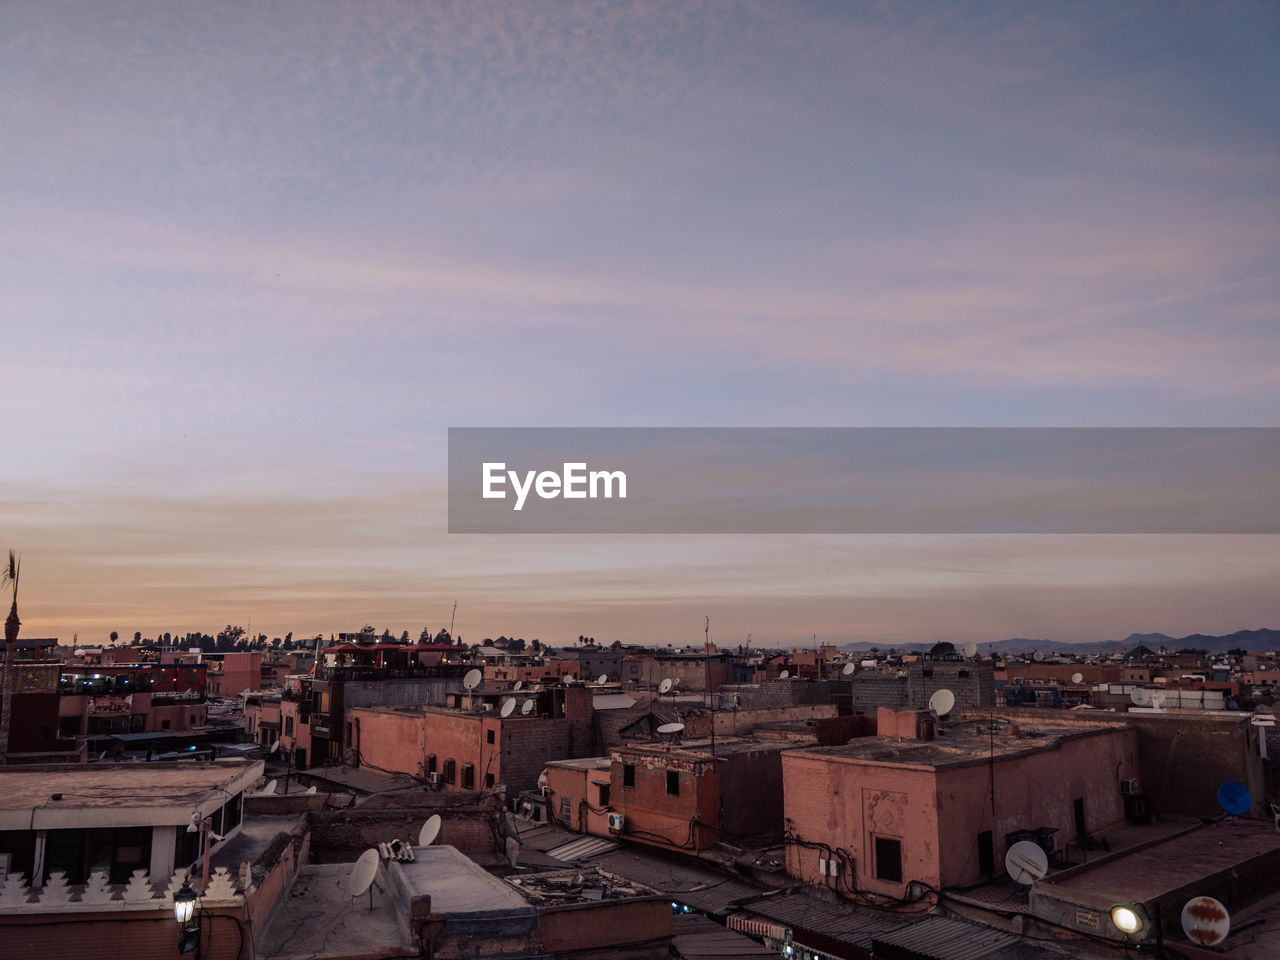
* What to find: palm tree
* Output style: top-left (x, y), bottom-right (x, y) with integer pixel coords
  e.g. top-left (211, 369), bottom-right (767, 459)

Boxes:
top-left (1, 550), bottom-right (21, 765)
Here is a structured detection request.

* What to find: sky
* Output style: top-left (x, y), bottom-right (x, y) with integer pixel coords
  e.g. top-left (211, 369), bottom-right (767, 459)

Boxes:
top-left (2, 1), bottom-right (1278, 648)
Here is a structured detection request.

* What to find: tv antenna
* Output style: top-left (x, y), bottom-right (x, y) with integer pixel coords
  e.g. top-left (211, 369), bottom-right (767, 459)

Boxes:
top-left (1181, 895), bottom-right (1230, 946)
top-left (500, 698), bottom-right (516, 718)
top-left (521, 699), bottom-right (535, 716)
top-left (418, 814), bottom-right (442, 847)
top-left (349, 848), bottom-right (380, 909)
top-left (1005, 840), bottom-right (1049, 884)
top-left (463, 669), bottom-right (482, 691)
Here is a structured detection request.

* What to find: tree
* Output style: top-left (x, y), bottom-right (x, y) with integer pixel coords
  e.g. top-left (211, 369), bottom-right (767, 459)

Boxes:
top-left (400, 630), bottom-right (410, 643)
top-left (434, 628), bottom-right (452, 645)
top-left (110, 631), bottom-right (119, 644)
top-left (419, 627), bottom-right (432, 643)
top-left (133, 631), bottom-right (142, 644)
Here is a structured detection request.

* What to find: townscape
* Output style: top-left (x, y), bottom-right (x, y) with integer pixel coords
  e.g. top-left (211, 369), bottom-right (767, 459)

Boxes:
top-left (2, 614), bottom-right (1279, 960)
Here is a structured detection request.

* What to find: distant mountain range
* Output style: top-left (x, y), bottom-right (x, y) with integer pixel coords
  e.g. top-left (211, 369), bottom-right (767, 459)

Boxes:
top-left (839, 628), bottom-right (1280, 656)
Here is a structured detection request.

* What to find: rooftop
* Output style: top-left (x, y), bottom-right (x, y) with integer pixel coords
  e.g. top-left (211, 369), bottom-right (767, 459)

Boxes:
top-left (615, 736), bottom-right (793, 760)
top-left (787, 718), bottom-right (1128, 770)
top-left (0, 760), bottom-right (264, 830)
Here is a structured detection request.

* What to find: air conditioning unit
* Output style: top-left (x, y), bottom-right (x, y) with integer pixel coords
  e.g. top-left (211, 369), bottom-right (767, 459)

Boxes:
top-left (1119, 778), bottom-right (1140, 795)
top-left (427, 772), bottom-right (442, 787)
top-left (818, 857), bottom-right (840, 877)
top-left (1035, 827), bottom-right (1059, 855)
top-left (607, 812), bottom-right (626, 832)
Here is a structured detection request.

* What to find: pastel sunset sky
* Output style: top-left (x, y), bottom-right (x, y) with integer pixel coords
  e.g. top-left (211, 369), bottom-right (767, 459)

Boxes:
top-left (3, 1), bottom-right (1278, 647)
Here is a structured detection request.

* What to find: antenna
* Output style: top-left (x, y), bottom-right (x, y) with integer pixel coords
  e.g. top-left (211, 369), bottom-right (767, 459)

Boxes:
top-left (928, 689), bottom-right (956, 718)
top-left (658, 678), bottom-right (673, 695)
top-left (1181, 895), bottom-right (1230, 946)
top-left (418, 814), bottom-right (442, 847)
top-left (962, 641), bottom-right (978, 658)
top-left (463, 668), bottom-right (482, 691)
top-left (349, 848), bottom-right (380, 908)
top-left (450, 600), bottom-right (457, 637)
top-left (500, 698), bottom-right (516, 718)
top-left (1216, 780), bottom-right (1251, 817)
top-left (1071, 672), bottom-right (1084, 684)
top-left (842, 662), bottom-right (855, 676)
top-left (1004, 841), bottom-right (1049, 884)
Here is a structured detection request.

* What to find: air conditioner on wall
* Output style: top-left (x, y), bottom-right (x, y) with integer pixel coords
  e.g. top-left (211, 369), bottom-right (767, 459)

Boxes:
top-left (607, 812), bottom-right (626, 832)
top-left (1119, 778), bottom-right (1140, 795)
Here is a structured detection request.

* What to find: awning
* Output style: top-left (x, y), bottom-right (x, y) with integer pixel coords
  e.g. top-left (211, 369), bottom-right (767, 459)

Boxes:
top-left (727, 911), bottom-right (787, 941)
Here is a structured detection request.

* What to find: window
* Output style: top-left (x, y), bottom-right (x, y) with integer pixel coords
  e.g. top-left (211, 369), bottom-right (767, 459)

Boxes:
top-left (874, 837), bottom-right (902, 882)
top-left (978, 831), bottom-right (994, 876)
top-left (560, 796), bottom-right (572, 821)
top-left (345, 722), bottom-right (352, 746)
top-left (484, 772), bottom-right (495, 789)
top-left (462, 764), bottom-right (475, 789)
top-left (486, 729), bottom-right (495, 744)
top-left (444, 758), bottom-right (456, 784)
top-left (285, 717), bottom-right (294, 736)
top-left (426, 754), bottom-right (437, 775)
top-left (666, 770), bottom-right (680, 796)
top-left (161, 719), bottom-right (171, 730)
top-left (598, 783), bottom-right (610, 806)
top-left (623, 764), bottom-right (635, 788)
top-left (958, 670), bottom-right (970, 679)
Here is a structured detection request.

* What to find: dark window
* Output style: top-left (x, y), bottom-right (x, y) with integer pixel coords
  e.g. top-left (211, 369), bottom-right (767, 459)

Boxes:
top-left (484, 772), bottom-right (494, 788)
top-left (560, 796), bottom-right (572, 821)
top-left (345, 722), bottom-right (352, 746)
top-left (623, 764), bottom-right (635, 788)
top-left (486, 729), bottom-right (495, 744)
top-left (462, 764), bottom-right (475, 789)
top-left (1074, 797), bottom-right (1087, 837)
top-left (58, 716), bottom-right (82, 736)
top-left (161, 719), bottom-right (171, 730)
top-left (285, 717), bottom-right (294, 736)
top-left (598, 783), bottom-right (610, 807)
top-left (426, 754), bottom-right (437, 775)
top-left (666, 770), bottom-right (680, 796)
top-left (978, 831), bottom-right (994, 876)
top-left (874, 837), bottom-right (902, 882)
top-left (958, 670), bottom-right (970, 679)
top-left (444, 758), bottom-right (456, 784)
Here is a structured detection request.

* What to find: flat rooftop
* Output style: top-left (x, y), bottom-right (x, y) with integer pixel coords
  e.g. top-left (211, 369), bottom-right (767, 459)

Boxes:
top-left (0, 760), bottom-right (264, 829)
top-left (787, 719), bottom-right (1128, 769)
top-left (546, 756), bottom-right (612, 771)
top-left (617, 736), bottom-right (792, 759)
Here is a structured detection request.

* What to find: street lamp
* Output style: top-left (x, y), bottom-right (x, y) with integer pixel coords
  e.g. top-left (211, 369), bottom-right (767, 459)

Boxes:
top-left (173, 879), bottom-right (200, 956)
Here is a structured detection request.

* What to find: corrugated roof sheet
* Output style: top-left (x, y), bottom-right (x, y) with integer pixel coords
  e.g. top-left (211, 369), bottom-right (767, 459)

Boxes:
top-left (672, 913), bottom-right (778, 959)
top-left (744, 892), bottom-right (908, 949)
top-left (546, 835), bottom-right (620, 861)
top-left (587, 848), bottom-right (764, 915)
top-left (871, 916), bottom-right (1019, 960)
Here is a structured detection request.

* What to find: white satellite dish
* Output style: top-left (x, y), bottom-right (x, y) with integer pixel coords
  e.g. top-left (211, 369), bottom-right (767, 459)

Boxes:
top-left (463, 669), bottom-right (482, 690)
top-left (1032, 650), bottom-right (1046, 662)
top-left (842, 662), bottom-right (856, 676)
top-left (349, 849), bottom-right (380, 898)
top-left (1130, 687), bottom-right (1152, 707)
top-left (500, 698), bottom-right (516, 718)
top-left (537, 770), bottom-right (549, 789)
top-left (962, 641), bottom-right (978, 658)
top-left (304, 786), bottom-right (317, 795)
top-left (513, 680), bottom-right (523, 691)
top-left (418, 814), bottom-right (442, 847)
top-left (1181, 896), bottom-right (1230, 946)
top-left (268, 739), bottom-right (281, 754)
top-left (657, 722), bottom-right (685, 736)
top-left (564, 674), bottom-right (576, 684)
top-left (1149, 691), bottom-right (1166, 709)
top-left (595, 674), bottom-right (608, 686)
top-left (1005, 841), bottom-right (1049, 885)
top-left (779, 669), bottom-right (790, 679)
top-left (929, 689), bottom-right (956, 717)
top-left (521, 699), bottom-right (535, 716)
top-left (658, 678), bottom-right (674, 694)
top-left (261, 779), bottom-right (278, 795)
top-left (1071, 672), bottom-right (1084, 684)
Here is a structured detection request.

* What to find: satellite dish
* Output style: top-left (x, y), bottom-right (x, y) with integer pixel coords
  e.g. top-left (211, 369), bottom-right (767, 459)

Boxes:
top-left (261, 779), bottom-right (278, 795)
top-left (1227, 700), bottom-right (1239, 710)
top-left (658, 679), bottom-right (674, 694)
top-left (564, 674), bottom-right (576, 684)
top-left (929, 642), bottom-right (955, 657)
top-left (1149, 692), bottom-right (1166, 709)
top-left (1217, 780), bottom-right (1252, 816)
top-left (349, 849), bottom-right (379, 898)
top-left (463, 669), bottom-right (482, 691)
top-left (418, 814), bottom-right (442, 847)
top-left (304, 786), bottom-right (317, 795)
top-left (657, 722), bottom-right (685, 736)
top-left (500, 698), bottom-right (516, 718)
top-left (1005, 841), bottom-right (1049, 884)
top-left (1181, 896), bottom-right (1230, 946)
top-left (521, 699), bottom-right (535, 716)
top-left (779, 669), bottom-right (790, 679)
top-left (928, 689), bottom-right (956, 717)
top-left (513, 680), bottom-right (523, 691)
top-left (1071, 673), bottom-right (1084, 685)
top-left (1032, 650), bottom-right (1046, 662)
top-left (1130, 688), bottom-right (1152, 707)
top-left (537, 770), bottom-right (549, 789)
top-left (962, 641), bottom-right (978, 658)
top-left (595, 674), bottom-right (608, 686)
top-left (268, 739), bottom-right (281, 754)
top-left (842, 662), bottom-right (856, 676)
top-left (240, 688), bottom-right (251, 698)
